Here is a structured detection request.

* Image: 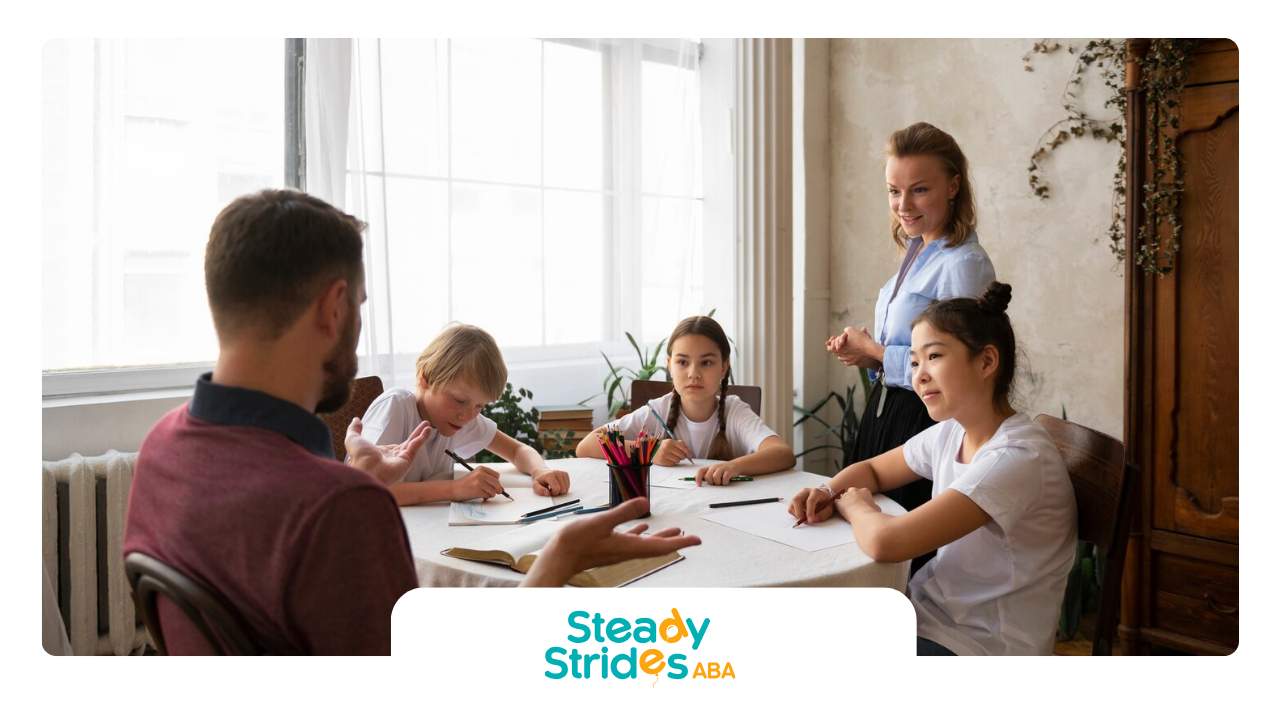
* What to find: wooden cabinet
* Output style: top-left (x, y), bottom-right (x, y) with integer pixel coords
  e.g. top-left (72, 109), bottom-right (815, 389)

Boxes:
top-left (1121, 39), bottom-right (1239, 655)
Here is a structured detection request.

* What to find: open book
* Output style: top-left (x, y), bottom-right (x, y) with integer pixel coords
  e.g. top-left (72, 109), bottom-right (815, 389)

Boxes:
top-left (441, 521), bottom-right (684, 588)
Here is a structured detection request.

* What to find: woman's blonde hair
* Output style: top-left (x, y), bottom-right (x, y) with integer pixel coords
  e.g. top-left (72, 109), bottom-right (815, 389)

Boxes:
top-left (884, 122), bottom-right (977, 252)
top-left (414, 323), bottom-right (507, 399)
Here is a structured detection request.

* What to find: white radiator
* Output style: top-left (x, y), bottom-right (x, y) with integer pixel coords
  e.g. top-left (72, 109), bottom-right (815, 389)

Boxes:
top-left (41, 451), bottom-right (149, 656)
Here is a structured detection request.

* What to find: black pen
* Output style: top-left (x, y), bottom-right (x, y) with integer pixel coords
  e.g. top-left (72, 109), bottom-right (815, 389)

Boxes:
top-left (708, 497), bottom-right (782, 509)
top-left (520, 498), bottom-right (581, 519)
top-left (445, 449), bottom-right (512, 500)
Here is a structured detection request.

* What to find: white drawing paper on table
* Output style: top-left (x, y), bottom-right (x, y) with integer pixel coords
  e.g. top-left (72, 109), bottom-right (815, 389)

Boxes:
top-left (448, 487), bottom-right (582, 526)
top-left (699, 496), bottom-right (900, 552)
top-left (647, 459), bottom-right (717, 489)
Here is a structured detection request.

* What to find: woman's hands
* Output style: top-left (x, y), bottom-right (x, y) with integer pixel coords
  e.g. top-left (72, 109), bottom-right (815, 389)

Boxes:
top-left (826, 326), bottom-right (885, 369)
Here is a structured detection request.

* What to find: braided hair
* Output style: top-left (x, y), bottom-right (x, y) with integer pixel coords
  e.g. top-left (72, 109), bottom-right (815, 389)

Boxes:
top-left (665, 316), bottom-right (735, 461)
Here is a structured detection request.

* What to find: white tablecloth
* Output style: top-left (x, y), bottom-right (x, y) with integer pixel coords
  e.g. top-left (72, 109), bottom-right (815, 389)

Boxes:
top-left (401, 457), bottom-right (909, 591)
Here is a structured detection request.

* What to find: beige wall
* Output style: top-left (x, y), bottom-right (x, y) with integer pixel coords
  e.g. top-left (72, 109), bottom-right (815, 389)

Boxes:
top-left (825, 38), bottom-right (1124, 437)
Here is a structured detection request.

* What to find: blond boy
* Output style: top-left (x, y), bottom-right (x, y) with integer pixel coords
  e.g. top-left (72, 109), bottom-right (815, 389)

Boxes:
top-left (360, 324), bottom-right (571, 505)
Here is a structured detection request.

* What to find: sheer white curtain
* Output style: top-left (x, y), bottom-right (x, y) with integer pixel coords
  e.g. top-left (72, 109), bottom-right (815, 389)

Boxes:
top-left (306, 39), bottom-right (707, 397)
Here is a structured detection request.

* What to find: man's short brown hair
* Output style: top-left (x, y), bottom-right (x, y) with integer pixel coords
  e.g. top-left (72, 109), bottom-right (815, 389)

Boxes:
top-left (205, 189), bottom-right (366, 341)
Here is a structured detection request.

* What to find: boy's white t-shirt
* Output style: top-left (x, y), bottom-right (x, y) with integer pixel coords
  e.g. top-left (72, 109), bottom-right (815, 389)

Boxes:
top-left (359, 387), bottom-right (498, 483)
top-left (611, 391), bottom-right (776, 459)
top-left (902, 412), bottom-right (1077, 656)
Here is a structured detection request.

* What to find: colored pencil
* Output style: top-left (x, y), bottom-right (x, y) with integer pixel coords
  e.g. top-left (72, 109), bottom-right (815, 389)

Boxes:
top-left (709, 497), bottom-right (782, 509)
top-left (520, 498), bottom-right (581, 519)
top-left (646, 403), bottom-right (694, 465)
top-left (792, 491), bottom-right (844, 528)
top-left (681, 477), bottom-right (753, 482)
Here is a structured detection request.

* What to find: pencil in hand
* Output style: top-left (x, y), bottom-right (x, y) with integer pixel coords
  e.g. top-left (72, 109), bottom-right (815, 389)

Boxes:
top-left (445, 448), bottom-right (512, 500)
top-left (792, 490), bottom-right (844, 528)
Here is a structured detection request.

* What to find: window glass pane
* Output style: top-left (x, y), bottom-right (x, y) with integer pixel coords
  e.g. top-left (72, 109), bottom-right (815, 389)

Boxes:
top-left (450, 183), bottom-right (542, 346)
top-left (639, 196), bottom-right (703, 342)
top-left (42, 38), bottom-right (284, 371)
top-left (384, 177), bottom-right (450, 352)
top-left (544, 42), bottom-right (605, 191)
top-left (450, 39), bottom-right (541, 185)
top-left (544, 190), bottom-right (607, 344)
top-left (378, 39), bottom-right (449, 178)
top-left (641, 58), bottom-right (701, 198)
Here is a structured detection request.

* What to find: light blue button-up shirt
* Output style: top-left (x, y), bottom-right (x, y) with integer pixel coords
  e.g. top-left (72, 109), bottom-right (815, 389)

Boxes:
top-left (872, 233), bottom-right (997, 389)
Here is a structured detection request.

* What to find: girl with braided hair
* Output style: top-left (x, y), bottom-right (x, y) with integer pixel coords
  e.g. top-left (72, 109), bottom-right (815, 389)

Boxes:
top-left (577, 316), bottom-right (795, 485)
top-left (791, 283), bottom-right (1076, 655)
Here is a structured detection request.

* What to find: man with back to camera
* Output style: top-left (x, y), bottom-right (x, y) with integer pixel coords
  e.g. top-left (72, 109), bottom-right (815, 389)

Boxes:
top-left (123, 189), bottom-right (700, 655)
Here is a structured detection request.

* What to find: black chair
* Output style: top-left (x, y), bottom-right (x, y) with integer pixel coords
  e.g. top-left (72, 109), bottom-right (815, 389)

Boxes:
top-left (1033, 414), bottom-right (1138, 656)
top-left (318, 376), bottom-right (385, 463)
top-left (125, 552), bottom-right (262, 655)
top-left (630, 379), bottom-right (763, 416)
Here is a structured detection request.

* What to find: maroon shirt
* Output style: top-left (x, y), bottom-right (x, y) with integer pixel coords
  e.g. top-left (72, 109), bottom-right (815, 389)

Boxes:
top-left (123, 375), bottom-right (418, 655)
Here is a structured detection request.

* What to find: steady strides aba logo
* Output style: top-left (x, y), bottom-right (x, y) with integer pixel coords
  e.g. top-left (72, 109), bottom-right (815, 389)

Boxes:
top-left (544, 608), bottom-right (734, 684)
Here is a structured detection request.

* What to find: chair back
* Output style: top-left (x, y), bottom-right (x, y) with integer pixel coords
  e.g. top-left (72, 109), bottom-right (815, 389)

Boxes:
top-left (318, 376), bottom-right (385, 462)
top-left (1033, 414), bottom-right (1138, 656)
top-left (125, 552), bottom-right (262, 655)
top-left (630, 379), bottom-right (763, 416)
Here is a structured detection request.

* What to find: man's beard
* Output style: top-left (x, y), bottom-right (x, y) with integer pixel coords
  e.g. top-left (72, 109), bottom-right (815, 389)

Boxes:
top-left (315, 310), bottom-right (359, 414)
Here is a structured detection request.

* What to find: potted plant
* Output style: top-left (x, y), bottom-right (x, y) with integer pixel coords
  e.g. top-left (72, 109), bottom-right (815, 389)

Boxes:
top-left (588, 333), bottom-right (671, 418)
top-left (792, 367), bottom-right (872, 473)
top-left (474, 383), bottom-right (578, 462)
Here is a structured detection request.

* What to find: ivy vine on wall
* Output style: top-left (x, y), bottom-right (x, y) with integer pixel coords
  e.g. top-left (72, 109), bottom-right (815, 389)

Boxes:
top-left (1024, 39), bottom-right (1196, 276)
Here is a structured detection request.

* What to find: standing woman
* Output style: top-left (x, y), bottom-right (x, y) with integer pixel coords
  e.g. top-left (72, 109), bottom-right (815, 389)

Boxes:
top-left (827, 122), bottom-right (996, 575)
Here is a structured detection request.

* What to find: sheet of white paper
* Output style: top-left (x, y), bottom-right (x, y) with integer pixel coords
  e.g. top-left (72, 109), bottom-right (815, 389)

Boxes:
top-left (447, 487), bottom-right (583, 526)
top-left (699, 495), bottom-right (899, 552)
top-left (648, 459), bottom-right (717, 488)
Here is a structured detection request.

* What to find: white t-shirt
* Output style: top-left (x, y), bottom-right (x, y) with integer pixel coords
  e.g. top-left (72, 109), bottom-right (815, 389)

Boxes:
top-left (359, 387), bottom-right (498, 483)
top-left (902, 412), bottom-right (1077, 656)
top-left (611, 391), bottom-right (776, 459)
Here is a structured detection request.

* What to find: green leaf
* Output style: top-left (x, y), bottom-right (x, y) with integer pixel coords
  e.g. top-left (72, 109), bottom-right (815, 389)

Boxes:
top-left (625, 332), bottom-right (645, 366)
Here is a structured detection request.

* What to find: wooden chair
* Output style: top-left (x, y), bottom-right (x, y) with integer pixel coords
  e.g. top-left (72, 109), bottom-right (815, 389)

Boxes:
top-left (1033, 414), bottom-right (1138, 656)
top-left (630, 379), bottom-right (763, 416)
top-left (318, 376), bottom-right (385, 463)
top-left (125, 552), bottom-right (262, 655)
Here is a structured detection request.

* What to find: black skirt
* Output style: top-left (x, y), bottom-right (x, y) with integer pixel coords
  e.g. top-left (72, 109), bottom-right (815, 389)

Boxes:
top-left (847, 381), bottom-right (937, 576)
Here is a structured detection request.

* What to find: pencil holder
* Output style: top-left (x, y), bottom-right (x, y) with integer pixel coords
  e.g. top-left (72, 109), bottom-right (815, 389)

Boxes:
top-left (607, 463), bottom-right (651, 518)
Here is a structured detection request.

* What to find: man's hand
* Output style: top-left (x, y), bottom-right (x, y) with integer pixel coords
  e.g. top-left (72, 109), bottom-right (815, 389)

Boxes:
top-left (345, 418), bottom-right (431, 487)
top-left (522, 498), bottom-right (701, 587)
top-left (531, 467), bottom-right (571, 496)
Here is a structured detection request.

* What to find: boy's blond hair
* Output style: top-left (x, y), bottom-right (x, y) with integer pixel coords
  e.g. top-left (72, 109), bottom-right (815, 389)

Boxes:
top-left (414, 324), bottom-right (508, 399)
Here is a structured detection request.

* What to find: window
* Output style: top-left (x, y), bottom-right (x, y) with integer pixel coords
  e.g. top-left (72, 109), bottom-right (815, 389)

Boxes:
top-left (42, 38), bottom-right (732, 408)
top-left (42, 39), bottom-right (286, 385)
top-left (341, 39), bottom-right (727, 395)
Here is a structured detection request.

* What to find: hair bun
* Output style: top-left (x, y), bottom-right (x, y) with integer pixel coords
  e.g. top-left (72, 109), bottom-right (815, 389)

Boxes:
top-left (978, 281), bottom-right (1012, 315)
